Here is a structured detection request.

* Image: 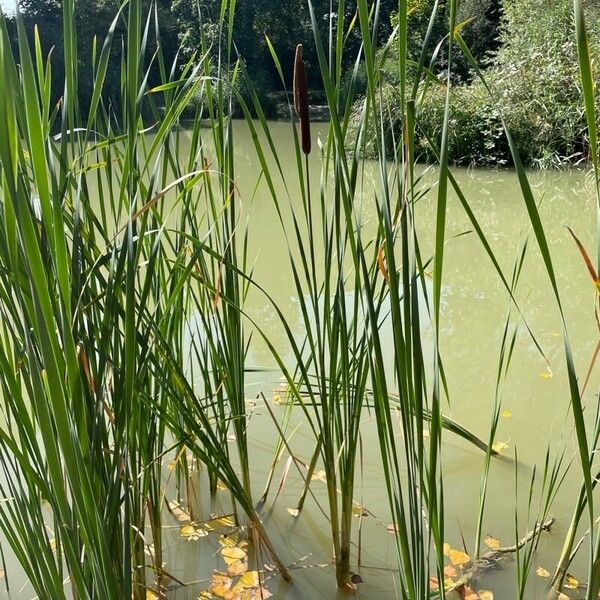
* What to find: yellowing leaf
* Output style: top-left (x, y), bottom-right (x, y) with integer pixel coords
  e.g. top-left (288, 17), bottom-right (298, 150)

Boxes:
top-left (181, 524), bottom-right (209, 540)
top-left (443, 565), bottom-right (457, 578)
top-left (221, 546), bottom-right (247, 563)
top-left (227, 560), bottom-right (248, 576)
top-left (386, 523), bottom-right (398, 533)
top-left (564, 574), bottom-right (578, 589)
top-left (463, 588), bottom-right (480, 600)
top-left (502, 410), bottom-right (512, 418)
top-left (536, 566), bottom-right (550, 578)
top-left (239, 571), bottom-right (259, 588)
top-left (352, 504), bottom-right (368, 517)
top-left (448, 547), bottom-right (470, 567)
top-left (311, 470), bottom-right (327, 482)
top-left (207, 515), bottom-right (236, 529)
top-left (443, 542), bottom-right (451, 556)
top-left (146, 591), bottom-right (160, 600)
top-left (558, 594), bottom-right (570, 600)
top-left (484, 536), bottom-right (501, 549)
top-left (168, 500), bottom-right (191, 523)
top-left (443, 577), bottom-right (455, 589)
top-left (539, 371), bottom-right (553, 380)
top-left (210, 574), bottom-right (232, 598)
top-left (492, 441), bottom-right (509, 454)
top-left (478, 591), bottom-right (494, 600)
top-left (287, 507), bottom-right (299, 517)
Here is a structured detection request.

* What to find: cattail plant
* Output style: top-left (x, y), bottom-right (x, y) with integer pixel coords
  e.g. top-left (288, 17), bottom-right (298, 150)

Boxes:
top-left (293, 44), bottom-right (311, 155)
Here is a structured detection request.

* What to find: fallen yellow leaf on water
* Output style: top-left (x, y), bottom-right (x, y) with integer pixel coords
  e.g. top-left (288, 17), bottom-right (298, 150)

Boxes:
top-left (484, 536), bottom-right (501, 549)
top-left (206, 515), bottom-right (236, 529)
top-left (386, 523), bottom-right (398, 534)
top-left (558, 594), bottom-right (570, 600)
top-left (478, 591), bottom-right (494, 600)
top-left (168, 500), bottom-right (191, 523)
top-left (219, 534), bottom-right (240, 549)
top-left (443, 577), bottom-right (455, 589)
top-left (210, 573), bottom-right (232, 598)
top-left (443, 542), bottom-right (451, 556)
top-left (536, 566), bottom-right (550, 578)
top-left (227, 559), bottom-right (248, 576)
top-left (564, 574), bottom-right (578, 589)
top-left (146, 591), bottom-right (160, 600)
top-left (444, 565), bottom-right (457, 578)
top-left (539, 371), bottom-right (553, 380)
top-left (463, 586), bottom-right (480, 599)
top-left (352, 504), bottom-right (368, 517)
top-left (221, 546), bottom-right (247, 563)
top-left (239, 571), bottom-right (259, 588)
top-left (429, 576), bottom-right (439, 590)
top-left (446, 547), bottom-right (471, 567)
top-left (311, 470), bottom-right (327, 482)
top-left (502, 409), bottom-right (512, 418)
top-left (181, 524), bottom-right (209, 540)
top-left (287, 507), bottom-right (299, 517)
top-left (492, 441), bottom-right (509, 454)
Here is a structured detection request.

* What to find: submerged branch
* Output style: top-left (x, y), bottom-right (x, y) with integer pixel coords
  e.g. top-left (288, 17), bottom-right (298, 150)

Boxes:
top-left (445, 517), bottom-right (556, 594)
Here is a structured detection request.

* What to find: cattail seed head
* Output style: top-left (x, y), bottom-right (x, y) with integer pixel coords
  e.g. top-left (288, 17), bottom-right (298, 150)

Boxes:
top-left (293, 44), bottom-right (311, 155)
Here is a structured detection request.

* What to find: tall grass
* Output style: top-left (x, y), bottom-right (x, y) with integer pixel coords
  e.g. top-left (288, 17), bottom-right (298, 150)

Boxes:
top-left (0, 0), bottom-right (597, 598)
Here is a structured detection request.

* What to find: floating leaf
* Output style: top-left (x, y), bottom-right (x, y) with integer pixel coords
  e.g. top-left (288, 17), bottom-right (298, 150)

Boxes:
top-left (239, 571), bottom-right (259, 588)
top-left (460, 585), bottom-right (479, 599)
top-left (181, 524), bottom-right (209, 540)
top-left (207, 515), bottom-right (236, 529)
top-left (311, 470), bottom-right (327, 482)
top-left (492, 441), bottom-right (509, 454)
top-left (429, 576), bottom-right (439, 590)
top-left (564, 574), bottom-right (579, 589)
top-left (386, 523), bottom-right (398, 534)
top-left (478, 591), bottom-right (494, 600)
top-left (227, 559), bottom-right (248, 576)
top-left (484, 536), bottom-right (501, 549)
top-left (444, 577), bottom-right (455, 589)
top-left (443, 542), bottom-right (451, 556)
top-left (352, 504), bottom-right (368, 517)
top-left (447, 547), bottom-right (471, 567)
top-left (210, 573), bottom-right (232, 598)
top-left (287, 507), bottom-right (299, 517)
top-left (536, 566), bottom-right (550, 578)
top-left (444, 565), bottom-right (457, 578)
top-left (502, 410), bottom-right (512, 419)
top-left (558, 594), bottom-right (570, 600)
top-left (221, 546), bottom-right (247, 563)
top-left (219, 533), bottom-right (242, 548)
top-left (146, 591), bottom-right (160, 600)
top-left (168, 500), bottom-right (191, 523)
top-left (539, 371), bottom-right (553, 380)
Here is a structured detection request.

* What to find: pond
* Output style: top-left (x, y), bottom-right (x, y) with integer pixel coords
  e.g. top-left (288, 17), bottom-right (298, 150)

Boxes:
top-left (1, 120), bottom-right (597, 599)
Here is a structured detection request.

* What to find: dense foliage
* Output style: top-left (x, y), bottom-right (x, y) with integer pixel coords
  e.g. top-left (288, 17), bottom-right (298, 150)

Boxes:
top-left (387, 0), bottom-right (600, 166)
top-left (5, 0), bottom-right (599, 161)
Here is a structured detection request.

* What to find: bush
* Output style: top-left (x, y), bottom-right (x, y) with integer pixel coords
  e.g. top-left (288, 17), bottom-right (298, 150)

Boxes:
top-left (371, 0), bottom-right (600, 167)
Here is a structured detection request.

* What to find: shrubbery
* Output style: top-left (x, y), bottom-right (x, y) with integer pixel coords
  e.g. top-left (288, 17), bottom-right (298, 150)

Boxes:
top-left (372, 0), bottom-right (600, 167)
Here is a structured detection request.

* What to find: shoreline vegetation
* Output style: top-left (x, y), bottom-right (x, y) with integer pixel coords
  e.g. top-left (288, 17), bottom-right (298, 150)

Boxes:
top-left (0, 0), bottom-right (597, 599)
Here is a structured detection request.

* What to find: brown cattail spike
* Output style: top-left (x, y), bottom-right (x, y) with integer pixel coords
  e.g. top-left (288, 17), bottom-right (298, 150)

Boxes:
top-left (293, 44), bottom-right (311, 155)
